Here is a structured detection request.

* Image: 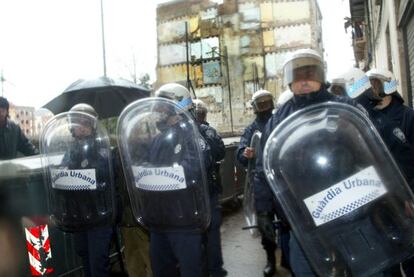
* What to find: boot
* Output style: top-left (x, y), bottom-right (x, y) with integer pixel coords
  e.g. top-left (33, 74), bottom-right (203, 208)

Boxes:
top-left (263, 251), bottom-right (276, 277)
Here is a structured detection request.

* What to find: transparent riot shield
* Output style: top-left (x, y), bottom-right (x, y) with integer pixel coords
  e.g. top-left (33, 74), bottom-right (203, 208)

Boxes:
top-left (116, 97), bottom-right (210, 232)
top-left (263, 102), bottom-right (414, 276)
top-left (40, 111), bottom-right (115, 232)
top-left (243, 131), bottom-right (261, 237)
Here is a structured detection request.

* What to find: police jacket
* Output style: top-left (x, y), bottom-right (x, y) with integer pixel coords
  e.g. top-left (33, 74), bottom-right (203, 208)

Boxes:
top-left (149, 119), bottom-right (212, 185)
top-left (57, 135), bottom-right (114, 231)
top-left (146, 119), bottom-right (211, 230)
top-left (254, 87), bottom-right (359, 219)
top-left (236, 111), bottom-right (272, 168)
top-left (198, 121), bottom-right (225, 195)
top-left (381, 95), bottom-right (414, 145)
top-left (0, 119), bottom-right (37, 160)
top-left (62, 136), bottom-right (111, 185)
top-left (379, 95), bottom-right (414, 186)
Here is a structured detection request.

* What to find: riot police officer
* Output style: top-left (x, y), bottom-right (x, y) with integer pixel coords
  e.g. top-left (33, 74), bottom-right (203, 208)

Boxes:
top-left (366, 68), bottom-right (414, 276)
top-left (366, 68), bottom-right (414, 147)
top-left (343, 67), bottom-right (414, 188)
top-left (58, 103), bottom-right (114, 277)
top-left (237, 89), bottom-right (284, 277)
top-left (150, 83), bottom-right (213, 277)
top-left (254, 49), bottom-right (359, 276)
top-left (193, 98), bottom-right (227, 277)
top-left (328, 77), bottom-right (347, 96)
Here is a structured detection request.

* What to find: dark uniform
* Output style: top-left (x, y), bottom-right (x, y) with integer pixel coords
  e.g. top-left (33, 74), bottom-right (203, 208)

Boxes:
top-left (378, 94), bottom-right (414, 276)
top-left (236, 112), bottom-right (285, 270)
top-left (60, 135), bottom-right (114, 277)
top-left (149, 117), bottom-right (212, 277)
top-left (256, 86), bottom-right (414, 276)
top-left (198, 121), bottom-right (227, 277)
top-left (356, 92), bottom-right (414, 189)
top-left (380, 95), bottom-right (414, 183)
top-left (254, 87), bottom-right (360, 276)
top-left (237, 112), bottom-right (273, 213)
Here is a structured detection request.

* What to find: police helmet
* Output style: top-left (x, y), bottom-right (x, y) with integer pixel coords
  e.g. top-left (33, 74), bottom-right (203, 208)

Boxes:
top-left (329, 78), bottom-right (347, 96)
top-left (277, 89), bottom-right (294, 107)
top-left (366, 68), bottom-right (398, 95)
top-left (155, 83), bottom-right (193, 111)
top-left (342, 68), bottom-right (371, 99)
top-left (69, 103), bottom-right (98, 135)
top-left (70, 103), bottom-right (98, 118)
top-left (251, 89), bottom-right (274, 113)
top-left (283, 49), bottom-right (325, 86)
top-left (366, 68), bottom-right (393, 83)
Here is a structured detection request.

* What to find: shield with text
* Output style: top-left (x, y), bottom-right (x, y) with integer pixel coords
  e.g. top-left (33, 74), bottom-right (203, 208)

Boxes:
top-left (263, 102), bottom-right (414, 276)
top-left (40, 111), bottom-right (116, 232)
top-left (116, 97), bottom-right (210, 232)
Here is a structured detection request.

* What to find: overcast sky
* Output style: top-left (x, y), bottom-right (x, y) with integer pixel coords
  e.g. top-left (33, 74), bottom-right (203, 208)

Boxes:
top-left (0, 0), bottom-right (353, 109)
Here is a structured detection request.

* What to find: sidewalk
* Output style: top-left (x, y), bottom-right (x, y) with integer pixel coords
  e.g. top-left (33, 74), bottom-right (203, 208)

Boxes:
top-left (221, 203), bottom-right (291, 277)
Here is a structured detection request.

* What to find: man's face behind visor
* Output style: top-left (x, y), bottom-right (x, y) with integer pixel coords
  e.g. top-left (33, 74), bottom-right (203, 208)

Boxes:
top-left (71, 119), bottom-right (93, 139)
top-left (254, 95), bottom-right (274, 112)
top-left (290, 66), bottom-right (323, 94)
top-left (152, 102), bottom-right (177, 131)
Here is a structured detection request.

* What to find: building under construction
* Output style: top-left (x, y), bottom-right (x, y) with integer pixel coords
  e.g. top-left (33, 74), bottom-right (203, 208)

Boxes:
top-left (156, 0), bottom-right (323, 135)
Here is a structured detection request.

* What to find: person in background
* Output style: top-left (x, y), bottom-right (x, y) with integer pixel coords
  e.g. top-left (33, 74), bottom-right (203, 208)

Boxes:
top-left (0, 96), bottom-right (37, 160)
top-left (328, 78), bottom-right (347, 97)
top-left (366, 68), bottom-right (414, 146)
top-left (64, 103), bottom-right (114, 277)
top-left (0, 96), bottom-right (39, 276)
top-left (366, 68), bottom-right (414, 276)
top-left (193, 98), bottom-right (227, 277)
top-left (237, 89), bottom-right (289, 277)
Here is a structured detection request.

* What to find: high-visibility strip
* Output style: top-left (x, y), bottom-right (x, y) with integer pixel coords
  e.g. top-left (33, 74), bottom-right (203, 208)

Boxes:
top-left (25, 224), bottom-right (54, 276)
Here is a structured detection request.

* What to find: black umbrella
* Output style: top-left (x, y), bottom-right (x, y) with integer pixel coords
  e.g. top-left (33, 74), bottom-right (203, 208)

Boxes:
top-left (43, 76), bottom-right (150, 118)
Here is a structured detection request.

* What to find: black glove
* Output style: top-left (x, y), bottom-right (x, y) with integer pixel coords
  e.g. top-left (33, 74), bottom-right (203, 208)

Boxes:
top-left (257, 212), bottom-right (276, 242)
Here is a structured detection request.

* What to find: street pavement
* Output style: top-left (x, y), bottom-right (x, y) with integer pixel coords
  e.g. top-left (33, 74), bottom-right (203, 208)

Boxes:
top-left (221, 202), bottom-right (291, 277)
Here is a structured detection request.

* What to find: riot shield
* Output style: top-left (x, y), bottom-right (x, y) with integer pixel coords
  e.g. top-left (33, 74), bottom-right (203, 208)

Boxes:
top-left (263, 102), bottom-right (414, 276)
top-left (116, 97), bottom-right (210, 232)
top-left (40, 111), bottom-right (115, 232)
top-left (243, 131), bottom-right (261, 237)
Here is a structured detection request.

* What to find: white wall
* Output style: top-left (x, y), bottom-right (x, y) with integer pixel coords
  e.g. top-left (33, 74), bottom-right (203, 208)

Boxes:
top-left (373, 0), bottom-right (404, 93)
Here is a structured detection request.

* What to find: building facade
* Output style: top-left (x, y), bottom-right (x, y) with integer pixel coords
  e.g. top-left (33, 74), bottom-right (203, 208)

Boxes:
top-left (156, 0), bottom-right (323, 135)
top-left (9, 105), bottom-right (35, 138)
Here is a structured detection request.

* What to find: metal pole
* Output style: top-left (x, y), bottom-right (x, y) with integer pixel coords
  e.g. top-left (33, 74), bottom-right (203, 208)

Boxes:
top-left (224, 46), bottom-right (234, 134)
top-left (100, 0), bottom-right (107, 77)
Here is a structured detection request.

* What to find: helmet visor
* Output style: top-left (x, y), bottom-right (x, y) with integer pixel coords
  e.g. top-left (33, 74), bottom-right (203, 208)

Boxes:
top-left (284, 58), bottom-right (325, 86)
top-left (253, 95), bottom-right (274, 112)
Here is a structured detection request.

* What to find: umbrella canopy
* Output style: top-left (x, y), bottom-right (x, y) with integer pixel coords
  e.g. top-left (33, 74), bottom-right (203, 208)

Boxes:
top-left (43, 76), bottom-right (150, 119)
